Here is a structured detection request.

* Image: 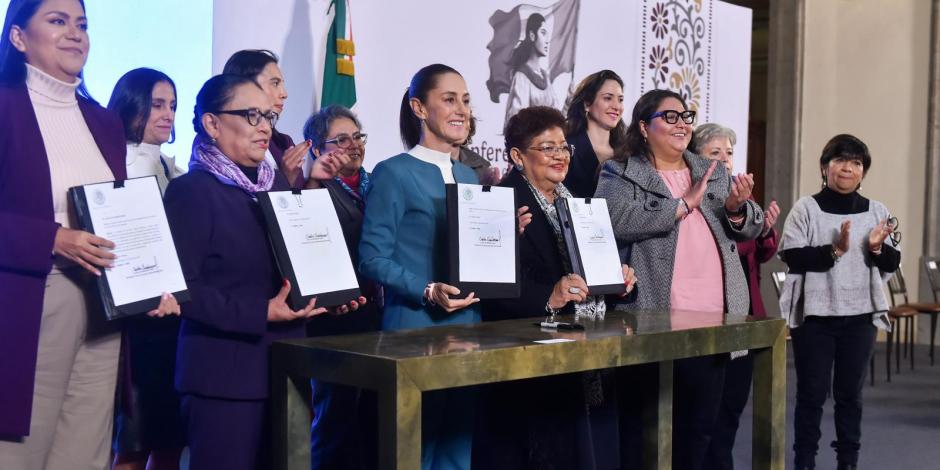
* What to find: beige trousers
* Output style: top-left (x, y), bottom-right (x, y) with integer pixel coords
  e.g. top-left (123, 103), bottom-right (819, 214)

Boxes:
top-left (0, 270), bottom-right (121, 470)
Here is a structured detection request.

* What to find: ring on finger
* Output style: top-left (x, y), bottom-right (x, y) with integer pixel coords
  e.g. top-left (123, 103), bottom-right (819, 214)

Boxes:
top-left (568, 287), bottom-right (581, 294)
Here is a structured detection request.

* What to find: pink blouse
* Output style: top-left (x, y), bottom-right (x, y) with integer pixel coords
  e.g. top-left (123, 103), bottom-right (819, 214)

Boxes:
top-left (658, 169), bottom-right (725, 313)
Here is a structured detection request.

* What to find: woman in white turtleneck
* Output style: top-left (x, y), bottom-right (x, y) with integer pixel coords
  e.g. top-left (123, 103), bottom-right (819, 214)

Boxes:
top-left (107, 68), bottom-right (184, 470)
top-left (109, 68), bottom-right (179, 193)
top-left (0, 0), bottom-right (128, 468)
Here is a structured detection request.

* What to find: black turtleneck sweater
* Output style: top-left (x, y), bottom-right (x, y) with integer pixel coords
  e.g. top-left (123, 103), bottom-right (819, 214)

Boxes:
top-left (781, 187), bottom-right (900, 274)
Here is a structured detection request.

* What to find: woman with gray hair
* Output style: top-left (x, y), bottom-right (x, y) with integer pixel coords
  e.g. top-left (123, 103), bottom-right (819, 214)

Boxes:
top-left (302, 105), bottom-right (380, 469)
top-left (693, 123), bottom-right (780, 470)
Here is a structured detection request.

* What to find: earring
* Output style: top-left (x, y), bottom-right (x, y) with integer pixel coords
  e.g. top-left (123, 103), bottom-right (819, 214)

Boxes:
top-left (210, 137), bottom-right (217, 144)
top-left (515, 162), bottom-right (524, 171)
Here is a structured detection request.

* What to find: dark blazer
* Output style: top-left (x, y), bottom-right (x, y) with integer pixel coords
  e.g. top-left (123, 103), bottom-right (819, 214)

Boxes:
top-left (269, 130), bottom-right (305, 188)
top-left (0, 84), bottom-right (126, 436)
top-left (306, 178), bottom-right (381, 336)
top-left (164, 169), bottom-right (305, 400)
top-left (483, 169), bottom-right (572, 321)
top-left (562, 130), bottom-right (600, 198)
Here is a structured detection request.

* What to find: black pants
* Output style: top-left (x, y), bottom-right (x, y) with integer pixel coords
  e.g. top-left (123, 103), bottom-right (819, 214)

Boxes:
top-left (791, 314), bottom-right (876, 468)
top-left (616, 357), bottom-right (726, 470)
top-left (674, 355), bottom-right (728, 470)
top-left (702, 353), bottom-right (753, 470)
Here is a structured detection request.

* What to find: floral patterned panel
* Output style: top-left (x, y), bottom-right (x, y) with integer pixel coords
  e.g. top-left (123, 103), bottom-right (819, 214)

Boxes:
top-left (641, 0), bottom-right (714, 122)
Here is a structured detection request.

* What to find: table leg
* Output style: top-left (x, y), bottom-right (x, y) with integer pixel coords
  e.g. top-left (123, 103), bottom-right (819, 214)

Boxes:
top-left (752, 326), bottom-right (787, 470)
top-left (643, 360), bottom-right (673, 470)
top-left (271, 356), bottom-right (312, 469)
top-left (378, 372), bottom-right (422, 469)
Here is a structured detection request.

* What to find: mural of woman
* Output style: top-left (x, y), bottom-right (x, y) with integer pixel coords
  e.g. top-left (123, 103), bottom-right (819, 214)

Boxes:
top-left (504, 13), bottom-right (559, 123)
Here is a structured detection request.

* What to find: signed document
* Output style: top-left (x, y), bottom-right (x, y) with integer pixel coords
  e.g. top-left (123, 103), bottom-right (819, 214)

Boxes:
top-left (258, 189), bottom-right (360, 309)
top-left (555, 198), bottom-right (626, 295)
top-left (446, 184), bottom-right (519, 298)
top-left (69, 176), bottom-right (189, 319)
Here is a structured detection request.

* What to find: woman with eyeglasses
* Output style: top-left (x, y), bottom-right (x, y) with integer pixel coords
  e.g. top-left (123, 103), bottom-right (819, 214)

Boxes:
top-left (107, 67), bottom-right (186, 470)
top-left (302, 105), bottom-right (380, 470)
top-left (595, 89), bottom-right (763, 470)
top-left (163, 74), bottom-right (361, 470)
top-left (563, 69), bottom-right (627, 198)
top-left (0, 0), bottom-right (126, 466)
top-left (475, 105), bottom-right (637, 470)
top-left (778, 134), bottom-right (899, 470)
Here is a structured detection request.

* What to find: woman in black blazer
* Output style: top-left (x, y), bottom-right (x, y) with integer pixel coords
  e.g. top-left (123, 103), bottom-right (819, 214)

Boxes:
top-left (476, 106), bottom-right (636, 470)
top-left (301, 104), bottom-right (380, 470)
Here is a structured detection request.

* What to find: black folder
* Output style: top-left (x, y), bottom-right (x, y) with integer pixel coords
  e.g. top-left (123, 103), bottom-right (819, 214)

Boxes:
top-left (69, 176), bottom-right (190, 320)
top-left (554, 197), bottom-right (626, 296)
top-left (257, 190), bottom-right (361, 310)
top-left (445, 183), bottom-right (520, 299)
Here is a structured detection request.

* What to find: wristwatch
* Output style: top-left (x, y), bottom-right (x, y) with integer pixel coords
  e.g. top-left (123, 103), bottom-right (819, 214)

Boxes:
top-left (830, 246), bottom-right (842, 263)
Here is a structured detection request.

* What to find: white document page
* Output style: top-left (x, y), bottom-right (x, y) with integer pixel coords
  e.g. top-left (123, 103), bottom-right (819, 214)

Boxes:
top-left (456, 184), bottom-right (516, 283)
top-left (84, 177), bottom-right (187, 306)
top-left (566, 198), bottom-right (624, 287)
top-left (268, 189), bottom-right (358, 296)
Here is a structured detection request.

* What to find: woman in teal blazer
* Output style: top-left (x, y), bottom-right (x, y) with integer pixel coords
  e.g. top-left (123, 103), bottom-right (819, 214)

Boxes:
top-left (359, 64), bottom-right (480, 469)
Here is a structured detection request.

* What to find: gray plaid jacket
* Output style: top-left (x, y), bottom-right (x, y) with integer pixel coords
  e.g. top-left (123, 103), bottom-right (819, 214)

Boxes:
top-left (595, 151), bottom-right (763, 315)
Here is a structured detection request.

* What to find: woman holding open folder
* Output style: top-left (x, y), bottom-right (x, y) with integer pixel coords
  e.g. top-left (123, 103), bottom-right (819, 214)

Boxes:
top-left (163, 74), bottom-right (363, 470)
top-left (0, 1), bottom-right (128, 467)
top-left (476, 105), bottom-right (637, 470)
top-left (359, 63), bottom-right (480, 470)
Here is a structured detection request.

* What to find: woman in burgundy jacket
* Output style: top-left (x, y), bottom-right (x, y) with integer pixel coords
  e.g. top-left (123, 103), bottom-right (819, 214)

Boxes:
top-left (694, 123), bottom-right (780, 470)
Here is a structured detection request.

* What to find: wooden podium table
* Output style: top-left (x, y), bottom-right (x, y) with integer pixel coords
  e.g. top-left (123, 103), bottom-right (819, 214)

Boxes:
top-left (271, 310), bottom-right (786, 470)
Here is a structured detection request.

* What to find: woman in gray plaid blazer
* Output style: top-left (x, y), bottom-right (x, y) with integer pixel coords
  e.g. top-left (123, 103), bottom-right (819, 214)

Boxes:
top-left (594, 89), bottom-right (763, 470)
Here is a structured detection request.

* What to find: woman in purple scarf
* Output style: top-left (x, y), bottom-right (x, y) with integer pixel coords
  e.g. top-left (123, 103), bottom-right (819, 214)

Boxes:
top-left (163, 74), bottom-right (358, 470)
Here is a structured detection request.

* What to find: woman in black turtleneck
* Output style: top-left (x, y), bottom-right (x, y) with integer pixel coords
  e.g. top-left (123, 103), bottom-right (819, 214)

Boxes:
top-left (778, 134), bottom-right (900, 470)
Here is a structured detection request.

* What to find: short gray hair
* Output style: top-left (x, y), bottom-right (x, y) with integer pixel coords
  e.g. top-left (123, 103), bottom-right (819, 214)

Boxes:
top-left (693, 123), bottom-right (737, 154)
top-left (302, 105), bottom-right (363, 151)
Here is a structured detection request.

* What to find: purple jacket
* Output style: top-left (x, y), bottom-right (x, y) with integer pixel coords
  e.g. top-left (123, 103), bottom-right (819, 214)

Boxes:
top-left (0, 84), bottom-right (126, 436)
top-left (163, 169), bottom-right (306, 400)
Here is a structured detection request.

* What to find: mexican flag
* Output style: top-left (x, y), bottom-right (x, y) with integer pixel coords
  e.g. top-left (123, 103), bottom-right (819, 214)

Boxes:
top-left (321, 0), bottom-right (356, 108)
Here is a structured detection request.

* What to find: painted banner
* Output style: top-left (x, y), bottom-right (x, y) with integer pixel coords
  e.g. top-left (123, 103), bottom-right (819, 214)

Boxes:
top-left (212, 0), bottom-right (751, 174)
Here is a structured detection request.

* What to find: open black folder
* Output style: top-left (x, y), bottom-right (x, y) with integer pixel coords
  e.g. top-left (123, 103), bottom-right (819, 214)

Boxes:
top-left (257, 189), bottom-right (361, 310)
top-left (445, 183), bottom-right (520, 299)
top-left (69, 176), bottom-right (190, 320)
top-left (554, 197), bottom-right (626, 296)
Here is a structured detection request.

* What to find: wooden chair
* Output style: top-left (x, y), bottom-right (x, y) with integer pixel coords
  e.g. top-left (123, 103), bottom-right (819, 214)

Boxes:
top-left (886, 268), bottom-right (940, 375)
top-left (886, 275), bottom-right (916, 380)
top-left (921, 257), bottom-right (940, 365)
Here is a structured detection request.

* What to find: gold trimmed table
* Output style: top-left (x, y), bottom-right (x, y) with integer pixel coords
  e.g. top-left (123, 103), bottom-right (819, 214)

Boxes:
top-left (271, 310), bottom-right (786, 470)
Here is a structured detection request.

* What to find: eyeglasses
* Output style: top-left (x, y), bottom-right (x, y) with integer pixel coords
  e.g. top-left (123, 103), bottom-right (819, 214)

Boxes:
top-left (647, 110), bottom-right (696, 125)
top-left (528, 144), bottom-right (575, 159)
top-left (324, 133), bottom-right (368, 149)
top-left (212, 108), bottom-right (279, 127)
top-left (887, 216), bottom-right (902, 246)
